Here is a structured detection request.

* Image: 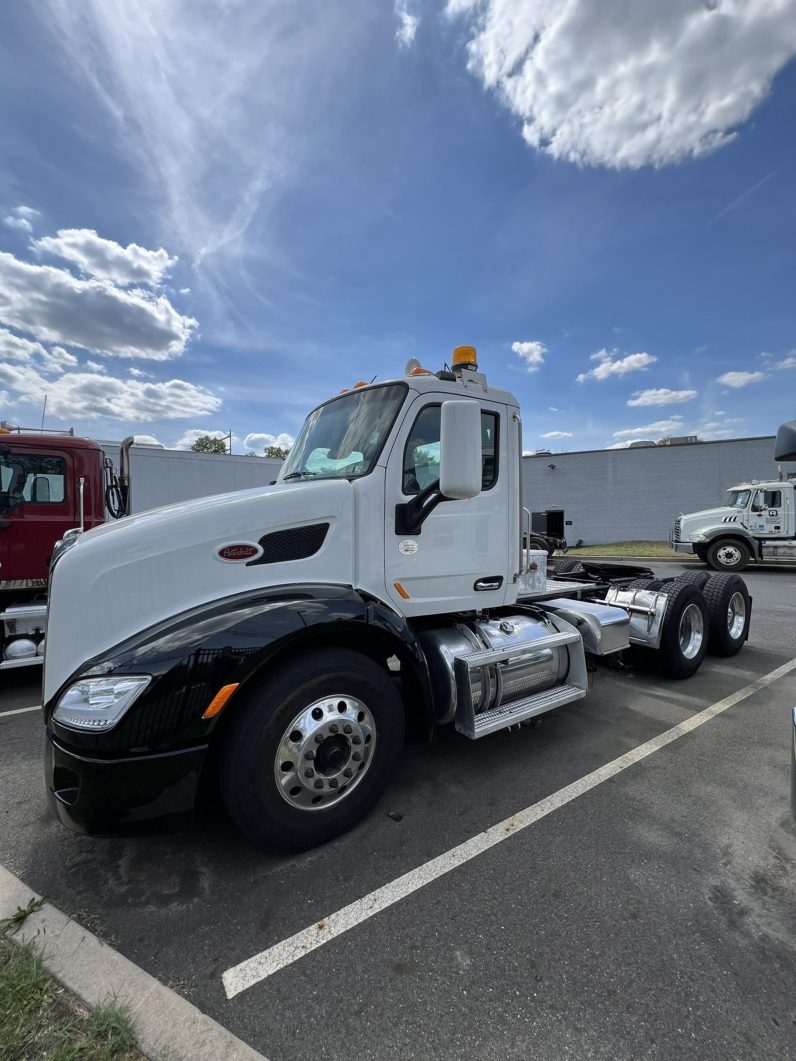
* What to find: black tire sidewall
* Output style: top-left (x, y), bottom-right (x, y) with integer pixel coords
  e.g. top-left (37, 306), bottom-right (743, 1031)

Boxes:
top-left (704, 573), bottom-right (750, 656)
top-left (707, 539), bottom-right (749, 572)
top-left (221, 648), bottom-right (404, 850)
top-left (657, 581), bottom-right (709, 679)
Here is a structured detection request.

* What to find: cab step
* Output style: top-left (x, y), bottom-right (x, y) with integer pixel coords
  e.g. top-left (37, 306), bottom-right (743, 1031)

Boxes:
top-left (456, 682), bottom-right (587, 739)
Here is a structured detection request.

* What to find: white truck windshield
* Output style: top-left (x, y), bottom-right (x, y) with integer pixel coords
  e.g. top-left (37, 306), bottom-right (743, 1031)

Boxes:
top-left (728, 489), bottom-right (751, 508)
top-left (279, 383), bottom-right (407, 482)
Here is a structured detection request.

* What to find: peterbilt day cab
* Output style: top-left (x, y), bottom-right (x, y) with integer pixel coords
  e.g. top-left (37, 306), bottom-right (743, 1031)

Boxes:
top-left (43, 348), bottom-right (753, 851)
top-left (670, 421), bottom-right (796, 571)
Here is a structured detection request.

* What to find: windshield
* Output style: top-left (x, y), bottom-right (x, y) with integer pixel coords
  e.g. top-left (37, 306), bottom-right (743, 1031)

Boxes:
top-left (279, 383), bottom-right (407, 482)
top-left (728, 489), bottom-right (751, 509)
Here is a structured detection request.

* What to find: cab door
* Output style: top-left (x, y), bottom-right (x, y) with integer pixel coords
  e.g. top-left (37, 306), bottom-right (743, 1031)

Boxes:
top-left (383, 394), bottom-right (512, 616)
top-left (751, 488), bottom-right (788, 537)
top-left (0, 448), bottom-right (74, 582)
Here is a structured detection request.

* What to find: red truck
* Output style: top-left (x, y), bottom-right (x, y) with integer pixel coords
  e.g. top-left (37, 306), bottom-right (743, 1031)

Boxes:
top-left (0, 430), bottom-right (130, 670)
top-left (1, 427), bottom-right (285, 670)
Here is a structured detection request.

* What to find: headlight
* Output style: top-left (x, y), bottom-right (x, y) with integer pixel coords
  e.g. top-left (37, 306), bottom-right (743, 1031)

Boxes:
top-left (689, 533), bottom-right (708, 542)
top-left (52, 675), bottom-right (151, 732)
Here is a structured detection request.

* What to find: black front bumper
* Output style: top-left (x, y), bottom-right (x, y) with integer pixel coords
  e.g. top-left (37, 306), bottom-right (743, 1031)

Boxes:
top-left (45, 736), bottom-right (208, 835)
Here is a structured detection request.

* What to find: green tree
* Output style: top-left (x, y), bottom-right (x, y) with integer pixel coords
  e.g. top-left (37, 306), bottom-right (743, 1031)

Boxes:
top-left (264, 445), bottom-right (289, 459)
top-left (191, 434), bottom-right (228, 454)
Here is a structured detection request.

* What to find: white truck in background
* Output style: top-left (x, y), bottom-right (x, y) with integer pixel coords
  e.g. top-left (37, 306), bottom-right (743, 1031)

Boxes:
top-left (670, 420), bottom-right (796, 571)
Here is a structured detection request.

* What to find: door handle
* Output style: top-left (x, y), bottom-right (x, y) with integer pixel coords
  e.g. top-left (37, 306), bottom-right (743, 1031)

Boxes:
top-left (474, 576), bottom-right (503, 591)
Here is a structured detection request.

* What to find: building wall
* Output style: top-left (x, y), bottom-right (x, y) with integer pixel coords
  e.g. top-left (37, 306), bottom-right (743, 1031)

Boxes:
top-left (521, 436), bottom-right (794, 544)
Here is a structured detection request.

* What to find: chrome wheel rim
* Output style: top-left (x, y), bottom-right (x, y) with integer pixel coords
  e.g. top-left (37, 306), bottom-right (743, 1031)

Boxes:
top-left (274, 695), bottom-right (375, 811)
top-left (716, 545), bottom-right (741, 566)
top-left (679, 602), bottom-right (704, 659)
top-left (727, 591), bottom-right (746, 640)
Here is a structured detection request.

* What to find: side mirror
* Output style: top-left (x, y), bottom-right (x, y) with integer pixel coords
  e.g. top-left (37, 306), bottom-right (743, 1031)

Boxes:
top-left (439, 400), bottom-right (482, 500)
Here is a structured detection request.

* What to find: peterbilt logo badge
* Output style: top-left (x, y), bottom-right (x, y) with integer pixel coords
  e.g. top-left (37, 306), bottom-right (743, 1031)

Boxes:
top-left (216, 542), bottom-right (262, 562)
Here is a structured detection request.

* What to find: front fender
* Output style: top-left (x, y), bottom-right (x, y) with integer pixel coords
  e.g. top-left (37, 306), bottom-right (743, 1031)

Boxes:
top-left (45, 584), bottom-right (434, 755)
top-left (698, 526), bottom-right (760, 558)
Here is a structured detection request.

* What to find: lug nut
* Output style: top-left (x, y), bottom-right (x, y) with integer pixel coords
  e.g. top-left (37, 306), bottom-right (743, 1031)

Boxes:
top-left (329, 778), bottom-right (338, 789)
top-left (352, 735), bottom-right (361, 745)
top-left (304, 769), bottom-right (314, 779)
top-left (329, 723), bottom-right (339, 734)
top-left (343, 767), bottom-right (353, 778)
top-left (305, 750), bottom-right (315, 761)
top-left (352, 751), bottom-right (362, 761)
top-left (343, 724), bottom-right (353, 734)
top-left (314, 779), bottom-right (324, 789)
top-left (315, 734), bottom-right (324, 744)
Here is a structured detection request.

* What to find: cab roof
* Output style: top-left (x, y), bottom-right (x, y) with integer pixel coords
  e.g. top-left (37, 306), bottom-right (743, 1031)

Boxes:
top-left (0, 433), bottom-right (103, 452)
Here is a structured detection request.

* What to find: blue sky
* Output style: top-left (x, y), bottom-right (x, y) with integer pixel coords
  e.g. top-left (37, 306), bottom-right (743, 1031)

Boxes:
top-left (1, 0), bottom-right (795, 454)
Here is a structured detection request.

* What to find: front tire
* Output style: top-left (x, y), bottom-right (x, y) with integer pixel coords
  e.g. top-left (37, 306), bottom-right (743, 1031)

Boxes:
top-left (221, 648), bottom-right (405, 851)
top-left (706, 539), bottom-right (749, 572)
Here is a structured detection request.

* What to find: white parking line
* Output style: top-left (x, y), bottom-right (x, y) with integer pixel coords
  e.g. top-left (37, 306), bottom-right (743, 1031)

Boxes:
top-left (0, 705), bottom-right (40, 719)
top-left (222, 656), bottom-right (796, 999)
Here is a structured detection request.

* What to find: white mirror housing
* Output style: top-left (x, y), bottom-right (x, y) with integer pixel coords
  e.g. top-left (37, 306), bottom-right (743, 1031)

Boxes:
top-left (440, 400), bottom-right (482, 500)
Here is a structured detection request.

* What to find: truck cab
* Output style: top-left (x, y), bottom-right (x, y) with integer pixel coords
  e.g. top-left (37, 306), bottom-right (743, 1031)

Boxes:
top-left (671, 422), bottom-right (796, 570)
top-left (0, 433), bottom-right (105, 668)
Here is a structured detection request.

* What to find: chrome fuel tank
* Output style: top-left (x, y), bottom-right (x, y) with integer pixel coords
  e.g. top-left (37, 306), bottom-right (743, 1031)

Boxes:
top-left (419, 613), bottom-right (569, 724)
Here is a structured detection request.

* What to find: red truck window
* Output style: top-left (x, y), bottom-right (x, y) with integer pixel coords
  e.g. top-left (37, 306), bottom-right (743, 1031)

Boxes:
top-left (0, 453), bottom-right (66, 505)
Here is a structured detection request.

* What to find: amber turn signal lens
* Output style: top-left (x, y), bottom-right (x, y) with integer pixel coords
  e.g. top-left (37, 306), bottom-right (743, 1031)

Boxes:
top-left (202, 682), bottom-right (239, 719)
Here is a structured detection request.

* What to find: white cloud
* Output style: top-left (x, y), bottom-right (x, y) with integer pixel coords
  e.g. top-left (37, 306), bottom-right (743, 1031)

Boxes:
top-left (0, 328), bottom-right (77, 375)
top-left (2, 205), bottom-right (40, 233)
top-left (33, 229), bottom-right (177, 287)
top-left (43, 3), bottom-right (374, 272)
top-left (540, 430), bottom-right (572, 440)
top-left (548, 406), bottom-right (559, 412)
top-left (173, 428), bottom-right (236, 450)
top-left (0, 249), bottom-right (196, 360)
top-left (716, 370), bottom-right (765, 388)
top-left (128, 366), bottom-right (150, 378)
top-left (512, 339), bottom-right (547, 372)
top-left (605, 441), bottom-right (632, 450)
top-left (0, 356), bottom-right (220, 422)
top-left (577, 349), bottom-right (656, 383)
top-left (447, 0), bottom-right (796, 169)
top-left (627, 387), bottom-right (697, 407)
top-left (132, 434), bottom-right (163, 446)
top-left (395, 1), bottom-right (420, 48)
top-left (613, 417), bottom-right (684, 439)
top-left (775, 353), bottom-right (796, 369)
top-left (244, 431), bottom-right (295, 453)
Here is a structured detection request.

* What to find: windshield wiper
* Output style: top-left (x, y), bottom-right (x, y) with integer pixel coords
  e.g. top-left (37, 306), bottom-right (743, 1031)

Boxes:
top-left (281, 471), bottom-right (319, 481)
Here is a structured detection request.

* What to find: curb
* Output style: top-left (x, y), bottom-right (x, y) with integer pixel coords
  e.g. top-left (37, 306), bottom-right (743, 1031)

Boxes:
top-left (0, 864), bottom-right (266, 1061)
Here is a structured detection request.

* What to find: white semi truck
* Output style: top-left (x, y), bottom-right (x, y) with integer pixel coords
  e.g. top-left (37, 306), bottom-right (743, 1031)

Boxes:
top-left (42, 348), bottom-right (757, 850)
top-left (670, 421), bottom-right (796, 571)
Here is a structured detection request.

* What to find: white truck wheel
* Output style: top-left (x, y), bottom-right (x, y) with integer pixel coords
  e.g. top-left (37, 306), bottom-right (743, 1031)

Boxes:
top-left (706, 539), bottom-right (749, 572)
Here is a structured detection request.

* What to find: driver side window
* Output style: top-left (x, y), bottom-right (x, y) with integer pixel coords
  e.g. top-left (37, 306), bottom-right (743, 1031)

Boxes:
top-left (402, 405), bottom-right (498, 494)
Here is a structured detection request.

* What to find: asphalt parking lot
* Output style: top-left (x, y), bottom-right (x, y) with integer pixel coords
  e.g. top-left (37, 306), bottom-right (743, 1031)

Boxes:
top-left (2, 563), bottom-right (795, 1060)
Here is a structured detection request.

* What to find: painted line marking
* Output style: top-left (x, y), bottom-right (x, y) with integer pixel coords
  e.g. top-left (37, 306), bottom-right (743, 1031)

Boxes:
top-left (0, 705), bottom-right (40, 719)
top-left (222, 657), bottom-right (796, 999)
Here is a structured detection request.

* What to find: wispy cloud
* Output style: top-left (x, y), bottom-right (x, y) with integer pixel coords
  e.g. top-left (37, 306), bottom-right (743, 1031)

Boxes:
top-left (708, 167), bottom-right (781, 226)
top-left (395, 1), bottom-right (420, 48)
top-left (577, 349), bottom-right (656, 383)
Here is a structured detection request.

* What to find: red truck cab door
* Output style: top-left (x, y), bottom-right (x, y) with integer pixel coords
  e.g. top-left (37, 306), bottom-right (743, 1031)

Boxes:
top-left (0, 437), bottom-right (104, 585)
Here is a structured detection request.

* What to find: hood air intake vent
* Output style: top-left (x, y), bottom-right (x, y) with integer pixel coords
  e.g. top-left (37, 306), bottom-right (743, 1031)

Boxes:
top-left (247, 523), bottom-right (330, 565)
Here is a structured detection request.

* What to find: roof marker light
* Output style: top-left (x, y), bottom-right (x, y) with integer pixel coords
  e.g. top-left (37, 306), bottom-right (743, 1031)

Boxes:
top-left (452, 345), bottom-right (478, 370)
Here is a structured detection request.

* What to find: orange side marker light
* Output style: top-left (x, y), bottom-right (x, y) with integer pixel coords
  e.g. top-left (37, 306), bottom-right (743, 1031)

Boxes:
top-left (202, 682), bottom-right (240, 719)
top-left (394, 582), bottom-right (411, 600)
